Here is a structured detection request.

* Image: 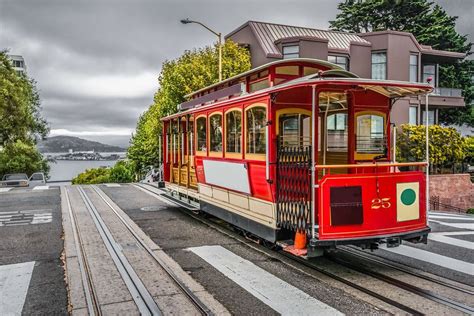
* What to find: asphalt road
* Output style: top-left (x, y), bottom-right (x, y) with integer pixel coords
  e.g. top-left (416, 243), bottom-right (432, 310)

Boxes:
top-left (0, 186), bottom-right (67, 315)
top-left (100, 184), bottom-right (386, 315)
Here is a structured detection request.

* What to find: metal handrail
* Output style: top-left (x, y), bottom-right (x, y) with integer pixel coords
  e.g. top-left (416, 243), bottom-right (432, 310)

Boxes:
top-left (315, 162), bottom-right (427, 169)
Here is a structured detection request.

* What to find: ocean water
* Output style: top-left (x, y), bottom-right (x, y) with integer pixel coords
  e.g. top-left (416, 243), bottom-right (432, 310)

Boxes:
top-left (46, 152), bottom-right (126, 181)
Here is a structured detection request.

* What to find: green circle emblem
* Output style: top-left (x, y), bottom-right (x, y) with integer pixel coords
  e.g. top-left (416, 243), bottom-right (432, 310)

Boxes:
top-left (401, 188), bottom-right (416, 206)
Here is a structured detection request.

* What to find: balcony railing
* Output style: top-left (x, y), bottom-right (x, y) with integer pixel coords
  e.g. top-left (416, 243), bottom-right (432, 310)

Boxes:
top-left (431, 87), bottom-right (463, 97)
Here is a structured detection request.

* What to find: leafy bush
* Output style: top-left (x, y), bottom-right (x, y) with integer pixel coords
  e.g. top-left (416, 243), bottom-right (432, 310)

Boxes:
top-left (109, 160), bottom-right (134, 183)
top-left (397, 124), bottom-right (468, 173)
top-left (71, 160), bottom-right (135, 184)
top-left (71, 167), bottom-right (110, 184)
top-left (0, 140), bottom-right (49, 178)
top-left (466, 208), bottom-right (474, 214)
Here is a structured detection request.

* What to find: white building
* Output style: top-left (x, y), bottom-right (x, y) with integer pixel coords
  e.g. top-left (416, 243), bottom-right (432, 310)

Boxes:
top-left (8, 54), bottom-right (26, 75)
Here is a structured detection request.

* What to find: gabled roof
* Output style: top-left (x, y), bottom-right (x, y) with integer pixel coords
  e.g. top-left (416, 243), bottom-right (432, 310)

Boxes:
top-left (226, 21), bottom-right (371, 58)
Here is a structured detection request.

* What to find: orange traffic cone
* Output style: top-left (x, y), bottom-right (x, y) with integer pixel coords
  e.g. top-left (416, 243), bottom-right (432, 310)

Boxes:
top-left (294, 230), bottom-right (307, 249)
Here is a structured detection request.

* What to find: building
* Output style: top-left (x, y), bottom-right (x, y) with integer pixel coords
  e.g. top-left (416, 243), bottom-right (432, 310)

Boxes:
top-left (226, 21), bottom-right (466, 126)
top-left (7, 54), bottom-right (27, 75)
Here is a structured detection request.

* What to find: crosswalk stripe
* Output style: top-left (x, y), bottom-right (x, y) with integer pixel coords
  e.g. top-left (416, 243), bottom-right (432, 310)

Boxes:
top-left (428, 234), bottom-right (474, 250)
top-left (430, 231), bottom-right (474, 236)
top-left (0, 261), bottom-right (35, 315)
top-left (32, 186), bottom-right (49, 190)
top-left (429, 215), bottom-right (474, 221)
top-left (188, 245), bottom-right (343, 316)
top-left (0, 188), bottom-right (12, 193)
top-left (381, 245), bottom-right (474, 276)
top-left (429, 220), bottom-right (474, 230)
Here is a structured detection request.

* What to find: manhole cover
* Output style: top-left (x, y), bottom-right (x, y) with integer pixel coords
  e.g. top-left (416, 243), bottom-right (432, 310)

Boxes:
top-left (140, 206), bottom-right (161, 212)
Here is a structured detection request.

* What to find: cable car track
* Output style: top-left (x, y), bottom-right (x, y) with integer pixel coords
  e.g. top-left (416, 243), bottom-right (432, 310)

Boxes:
top-left (135, 183), bottom-right (472, 315)
top-left (89, 185), bottom-right (212, 316)
top-left (339, 246), bottom-right (474, 296)
top-left (326, 252), bottom-right (474, 315)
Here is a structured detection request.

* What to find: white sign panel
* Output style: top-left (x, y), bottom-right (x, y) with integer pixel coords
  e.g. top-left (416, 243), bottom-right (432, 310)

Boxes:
top-left (203, 159), bottom-right (251, 194)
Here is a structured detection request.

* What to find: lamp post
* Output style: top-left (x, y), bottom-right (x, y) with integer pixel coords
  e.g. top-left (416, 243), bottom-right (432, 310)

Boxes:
top-left (180, 18), bottom-right (222, 82)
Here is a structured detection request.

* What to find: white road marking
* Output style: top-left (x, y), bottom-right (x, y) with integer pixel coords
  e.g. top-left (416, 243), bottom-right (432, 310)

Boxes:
top-left (428, 234), bottom-right (474, 250)
top-left (0, 261), bottom-right (35, 315)
top-left (0, 188), bottom-right (12, 193)
top-left (104, 183), bottom-right (121, 187)
top-left (429, 215), bottom-right (474, 221)
top-left (32, 186), bottom-right (49, 190)
top-left (430, 231), bottom-right (474, 236)
top-left (381, 245), bottom-right (474, 276)
top-left (429, 211), bottom-right (469, 217)
top-left (0, 210), bottom-right (52, 227)
top-left (429, 220), bottom-right (474, 230)
top-left (188, 245), bottom-right (343, 316)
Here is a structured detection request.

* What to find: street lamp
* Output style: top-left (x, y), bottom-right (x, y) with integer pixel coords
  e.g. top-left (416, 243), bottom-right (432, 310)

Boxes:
top-left (180, 18), bottom-right (222, 82)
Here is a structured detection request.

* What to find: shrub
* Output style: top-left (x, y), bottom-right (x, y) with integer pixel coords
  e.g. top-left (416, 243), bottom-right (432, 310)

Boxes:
top-left (71, 167), bottom-right (110, 184)
top-left (397, 124), bottom-right (468, 173)
top-left (109, 160), bottom-right (134, 183)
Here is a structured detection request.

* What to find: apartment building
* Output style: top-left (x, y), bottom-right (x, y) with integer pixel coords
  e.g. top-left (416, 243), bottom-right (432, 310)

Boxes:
top-left (226, 21), bottom-right (466, 126)
top-left (8, 54), bottom-right (27, 75)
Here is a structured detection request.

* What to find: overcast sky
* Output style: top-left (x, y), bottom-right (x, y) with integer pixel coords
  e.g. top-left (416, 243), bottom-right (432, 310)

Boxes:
top-left (1, 0), bottom-right (472, 147)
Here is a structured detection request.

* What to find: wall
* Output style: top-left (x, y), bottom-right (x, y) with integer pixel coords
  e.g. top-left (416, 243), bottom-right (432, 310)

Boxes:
top-left (349, 42), bottom-right (371, 78)
top-left (226, 24), bottom-right (277, 68)
top-left (429, 174), bottom-right (473, 212)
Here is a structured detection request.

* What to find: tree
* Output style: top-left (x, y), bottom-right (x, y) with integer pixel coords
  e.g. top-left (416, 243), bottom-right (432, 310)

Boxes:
top-left (0, 51), bottom-right (48, 145)
top-left (0, 51), bottom-right (50, 177)
top-left (128, 40), bottom-right (251, 173)
top-left (396, 124), bottom-right (468, 173)
top-left (0, 140), bottom-right (50, 177)
top-left (330, 0), bottom-right (473, 126)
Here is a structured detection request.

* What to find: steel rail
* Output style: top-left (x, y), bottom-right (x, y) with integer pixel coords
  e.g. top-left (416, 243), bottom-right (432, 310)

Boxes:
top-left (77, 186), bottom-right (162, 316)
top-left (327, 253), bottom-right (474, 315)
top-left (341, 246), bottom-right (474, 295)
top-left (63, 187), bottom-right (101, 316)
top-left (134, 183), bottom-right (423, 315)
top-left (91, 185), bottom-right (212, 316)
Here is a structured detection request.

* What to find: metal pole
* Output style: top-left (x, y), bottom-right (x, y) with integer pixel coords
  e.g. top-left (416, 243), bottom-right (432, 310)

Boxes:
top-left (218, 33), bottom-right (222, 82)
top-left (392, 124), bottom-right (397, 163)
top-left (311, 85), bottom-right (316, 239)
top-left (425, 93), bottom-right (430, 217)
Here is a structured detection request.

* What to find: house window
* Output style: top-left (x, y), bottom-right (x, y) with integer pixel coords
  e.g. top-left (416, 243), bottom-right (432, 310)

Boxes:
top-left (13, 60), bottom-right (24, 68)
top-left (422, 110), bottom-right (436, 125)
top-left (409, 106), bottom-right (418, 125)
top-left (225, 110), bottom-right (242, 154)
top-left (356, 114), bottom-right (385, 154)
top-left (328, 55), bottom-right (349, 70)
top-left (246, 106), bottom-right (266, 156)
top-left (209, 113), bottom-right (222, 153)
top-left (409, 54), bottom-right (418, 82)
top-left (371, 52), bottom-right (387, 80)
top-left (282, 45), bottom-right (299, 59)
top-left (422, 64), bottom-right (436, 86)
top-left (196, 116), bottom-right (207, 153)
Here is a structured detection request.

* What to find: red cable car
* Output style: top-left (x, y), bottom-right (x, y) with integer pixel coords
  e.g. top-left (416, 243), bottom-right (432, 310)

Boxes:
top-left (160, 58), bottom-right (431, 257)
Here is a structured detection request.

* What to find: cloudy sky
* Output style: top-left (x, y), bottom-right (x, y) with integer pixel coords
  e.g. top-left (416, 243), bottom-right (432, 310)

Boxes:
top-left (1, 0), bottom-right (472, 147)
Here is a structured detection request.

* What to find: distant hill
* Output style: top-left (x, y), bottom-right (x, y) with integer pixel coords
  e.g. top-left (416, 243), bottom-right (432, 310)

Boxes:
top-left (38, 136), bottom-right (126, 153)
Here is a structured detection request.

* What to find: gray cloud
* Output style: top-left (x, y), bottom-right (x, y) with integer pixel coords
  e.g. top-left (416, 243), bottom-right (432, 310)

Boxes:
top-left (0, 0), bottom-right (471, 147)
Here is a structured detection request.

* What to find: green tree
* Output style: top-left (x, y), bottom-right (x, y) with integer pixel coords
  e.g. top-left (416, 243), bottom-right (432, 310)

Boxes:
top-left (0, 51), bottom-right (49, 145)
top-left (330, 0), bottom-right (473, 126)
top-left (128, 40), bottom-right (251, 173)
top-left (0, 51), bottom-right (49, 177)
top-left (0, 140), bottom-right (50, 177)
top-left (396, 124), bottom-right (467, 173)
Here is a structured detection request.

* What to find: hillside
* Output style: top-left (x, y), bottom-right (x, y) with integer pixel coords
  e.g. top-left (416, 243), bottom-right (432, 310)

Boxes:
top-left (38, 136), bottom-right (126, 153)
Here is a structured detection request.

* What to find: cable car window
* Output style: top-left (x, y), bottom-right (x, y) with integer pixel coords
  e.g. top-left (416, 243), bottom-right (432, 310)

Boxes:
top-left (279, 113), bottom-right (310, 147)
top-left (196, 116), bottom-right (207, 153)
top-left (226, 110), bottom-right (242, 154)
top-left (246, 106), bottom-right (266, 155)
top-left (356, 114), bottom-right (385, 154)
top-left (209, 113), bottom-right (222, 152)
top-left (326, 113), bottom-right (348, 152)
top-left (249, 79), bottom-right (269, 93)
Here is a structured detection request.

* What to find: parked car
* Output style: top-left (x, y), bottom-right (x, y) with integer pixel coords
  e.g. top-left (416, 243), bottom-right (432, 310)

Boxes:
top-left (29, 172), bottom-right (46, 185)
top-left (1, 173), bottom-right (29, 187)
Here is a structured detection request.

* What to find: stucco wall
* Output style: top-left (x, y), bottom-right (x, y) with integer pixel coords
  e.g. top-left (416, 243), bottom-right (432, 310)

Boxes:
top-left (429, 174), bottom-right (473, 212)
